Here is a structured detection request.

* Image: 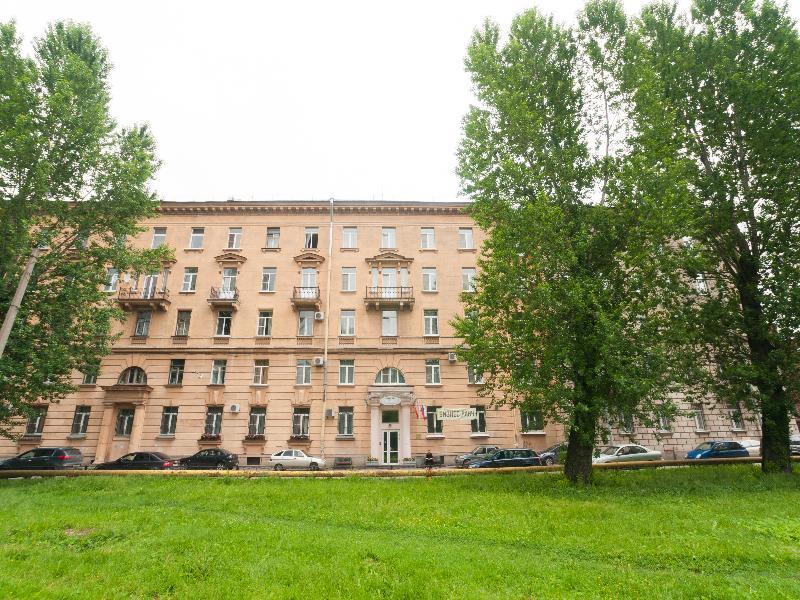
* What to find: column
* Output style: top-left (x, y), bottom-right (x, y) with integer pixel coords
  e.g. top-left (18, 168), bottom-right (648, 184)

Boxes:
top-left (400, 404), bottom-right (411, 460)
top-left (94, 405), bottom-right (116, 463)
top-left (370, 405), bottom-right (380, 461)
top-left (127, 404), bottom-right (147, 453)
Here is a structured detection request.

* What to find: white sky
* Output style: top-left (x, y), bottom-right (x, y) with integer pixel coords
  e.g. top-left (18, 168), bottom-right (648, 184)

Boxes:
top-left (5, 1), bottom-right (799, 202)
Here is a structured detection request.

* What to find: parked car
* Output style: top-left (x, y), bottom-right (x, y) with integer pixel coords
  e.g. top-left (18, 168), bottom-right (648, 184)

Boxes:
top-left (593, 444), bottom-right (662, 464)
top-left (455, 445), bottom-right (500, 468)
top-left (686, 441), bottom-right (749, 459)
top-left (268, 449), bottom-right (326, 471)
top-left (739, 439), bottom-right (761, 456)
top-left (791, 437), bottom-right (800, 456)
top-left (178, 448), bottom-right (239, 470)
top-left (0, 447), bottom-right (83, 470)
top-left (93, 452), bottom-right (174, 470)
top-left (468, 448), bottom-right (542, 468)
top-left (538, 442), bottom-right (568, 466)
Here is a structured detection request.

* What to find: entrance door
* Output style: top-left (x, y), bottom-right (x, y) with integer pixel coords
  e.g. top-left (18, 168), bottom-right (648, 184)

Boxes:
top-left (382, 430), bottom-right (399, 464)
top-left (381, 268), bottom-right (397, 297)
top-left (141, 274), bottom-right (158, 299)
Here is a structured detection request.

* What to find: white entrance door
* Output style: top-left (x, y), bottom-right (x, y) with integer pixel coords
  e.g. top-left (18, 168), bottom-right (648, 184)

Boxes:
top-left (381, 268), bottom-right (397, 297)
top-left (382, 430), bottom-right (399, 464)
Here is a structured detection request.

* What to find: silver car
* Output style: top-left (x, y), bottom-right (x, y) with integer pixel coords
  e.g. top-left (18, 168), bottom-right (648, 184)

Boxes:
top-left (268, 449), bottom-right (327, 471)
top-left (593, 444), bottom-right (662, 464)
top-left (455, 445), bottom-right (500, 467)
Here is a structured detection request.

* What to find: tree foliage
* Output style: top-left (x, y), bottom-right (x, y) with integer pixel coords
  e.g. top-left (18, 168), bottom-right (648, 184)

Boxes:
top-left (0, 21), bottom-right (170, 436)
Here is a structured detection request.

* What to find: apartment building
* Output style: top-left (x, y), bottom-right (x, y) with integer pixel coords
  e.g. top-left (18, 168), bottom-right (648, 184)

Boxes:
top-left (2, 200), bottom-right (783, 466)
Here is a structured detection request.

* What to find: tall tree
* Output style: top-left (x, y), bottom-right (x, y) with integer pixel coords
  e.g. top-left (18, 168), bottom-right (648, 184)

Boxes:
top-left (615, 0), bottom-right (800, 472)
top-left (456, 9), bottom-right (695, 483)
top-left (0, 21), bottom-right (170, 436)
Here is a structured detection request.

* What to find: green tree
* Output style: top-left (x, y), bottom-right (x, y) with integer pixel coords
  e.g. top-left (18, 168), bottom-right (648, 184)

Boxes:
top-left (0, 21), bottom-right (170, 436)
top-left (614, 0), bottom-right (800, 472)
top-left (456, 9), bottom-right (696, 483)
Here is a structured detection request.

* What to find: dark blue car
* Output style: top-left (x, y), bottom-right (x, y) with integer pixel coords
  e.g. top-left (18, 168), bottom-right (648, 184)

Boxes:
top-left (686, 441), bottom-right (749, 459)
top-left (468, 448), bottom-right (542, 468)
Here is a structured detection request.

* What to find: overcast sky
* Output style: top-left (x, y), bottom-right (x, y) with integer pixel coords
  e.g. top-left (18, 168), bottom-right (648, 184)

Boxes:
top-left (6, 1), bottom-right (799, 202)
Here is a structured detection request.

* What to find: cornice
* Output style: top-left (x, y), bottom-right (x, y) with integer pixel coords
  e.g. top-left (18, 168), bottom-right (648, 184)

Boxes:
top-left (158, 200), bottom-right (470, 217)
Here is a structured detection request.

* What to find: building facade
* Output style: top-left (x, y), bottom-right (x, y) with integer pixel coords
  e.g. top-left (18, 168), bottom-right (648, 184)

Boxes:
top-left (2, 200), bottom-right (790, 466)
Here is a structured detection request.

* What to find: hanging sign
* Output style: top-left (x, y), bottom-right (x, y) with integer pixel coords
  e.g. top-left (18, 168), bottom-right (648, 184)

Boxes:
top-left (436, 407), bottom-right (478, 421)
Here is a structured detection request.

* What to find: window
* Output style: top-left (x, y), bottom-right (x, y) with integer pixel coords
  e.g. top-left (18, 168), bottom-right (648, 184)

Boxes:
top-left (381, 227), bottom-right (396, 248)
top-left (210, 360), bottom-right (227, 385)
top-left (189, 228), bottom-right (204, 249)
top-left (25, 407), bottom-right (47, 436)
top-left (227, 227), bottom-right (242, 249)
top-left (118, 367), bottom-right (147, 385)
top-left (266, 227), bottom-right (280, 248)
top-left (374, 367), bottom-right (405, 385)
top-left (257, 310), bottom-right (273, 337)
top-left (151, 227), bottom-right (166, 248)
top-left (422, 268), bottom-right (437, 292)
top-left (104, 268), bottom-right (119, 292)
top-left (382, 410), bottom-right (399, 424)
top-left (261, 267), bottom-right (276, 292)
top-left (420, 227), bottom-right (435, 249)
top-left (341, 267), bottom-right (356, 292)
top-left (424, 309), bottom-right (439, 336)
top-left (168, 359), bottom-right (185, 385)
top-left (175, 310), bottom-right (191, 336)
top-left (427, 406), bottom-right (443, 434)
top-left (619, 412), bottom-right (634, 434)
top-left (467, 367), bottom-right (484, 385)
top-left (221, 267), bottom-right (238, 294)
top-left (182, 267), bottom-right (198, 292)
top-left (115, 408), bottom-right (135, 436)
top-left (521, 410), bottom-right (544, 432)
top-left (249, 407), bottom-right (266, 435)
top-left (693, 404), bottom-right (707, 431)
top-left (462, 268), bottom-right (476, 292)
top-left (253, 360), bottom-right (269, 385)
top-left (293, 407), bottom-right (310, 436)
top-left (82, 368), bottom-right (98, 385)
top-left (694, 273), bottom-right (709, 295)
top-left (381, 310), bottom-right (397, 336)
top-left (340, 310), bottom-right (355, 336)
top-left (471, 405), bottom-right (487, 433)
top-left (204, 406), bottom-right (222, 435)
top-left (160, 407), bottom-right (178, 436)
top-left (298, 310), bottom-right (314, 337)
top-left (657, 410), bottom-right (672, 432)
top-left (296, 359), bottom-right (311, 385)
top-left (215, 310), bottom-right (232, 336)
top-left (338, 407), bottom-right (353, 435)
top-left (459, 227), bottom-right (474, 249)
top-left (304, 227), bottom-right (319, 249)
top-left (339, 359), bottom-right (354, 385)
top-left (729, 404), bottom-right (745, 431)
top-left (71, 406), bottom-right (91, 435)
top-left (425, 359), bottom-right (440, 384)
top-left (342, 227), bottom-right (358, 248)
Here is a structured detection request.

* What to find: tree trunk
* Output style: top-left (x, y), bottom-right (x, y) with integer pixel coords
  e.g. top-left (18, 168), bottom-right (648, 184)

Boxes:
top-left (564, 403), bottom-right (597, 484)
top-left (761, 383), bottom-right (792, 473)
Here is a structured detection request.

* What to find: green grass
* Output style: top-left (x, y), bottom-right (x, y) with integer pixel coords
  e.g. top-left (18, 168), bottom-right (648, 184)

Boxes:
top-left (0, 466), bottom-right (798, 599)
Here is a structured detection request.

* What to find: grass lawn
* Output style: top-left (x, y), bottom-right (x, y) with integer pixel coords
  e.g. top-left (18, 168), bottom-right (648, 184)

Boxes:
top-left (0, 466), bottom-right (798, 599)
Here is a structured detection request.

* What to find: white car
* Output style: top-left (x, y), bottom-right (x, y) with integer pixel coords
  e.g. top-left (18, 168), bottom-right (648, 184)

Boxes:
top-left (592, 444), bottom-right (662, 464)
top-left (268, 449), bottom-right (326, 471)
top-left (739, 439), bottom-right (761, 456)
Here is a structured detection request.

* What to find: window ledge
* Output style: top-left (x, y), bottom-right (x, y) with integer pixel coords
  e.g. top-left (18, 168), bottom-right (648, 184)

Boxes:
top-left (261, 247), bottom-right (281, 252)
top-left (223, 248), bottom-right (242, 252)
top-left (259, 290), bottom-right (276, 294)
top-left (419, 248), bottom-right (437, 252)
top-left (340, 247), bottom-right (359, 252)
top-left (426, 434), bottom-right (445, 439)
top-left (470, 433), bottom-right (490, 438)
top-left (78, 384), bottom-right (97, 388)
top-left (425, 384), bottom-right (443, 387)
top-left (165, 384), bottom-right (183, 388)
top-left (467, 383), bottom-right (485, 387)
top-left (336, 434), bottom-right (355, 440)
top-left (695, 429), bottom-right (710, 434)
top-left (421, 290), bottom-right (439, 294)
top-left (178, 291), bottom-right (196, 295)
top-left (183, 248), bottom-right (204, 252)
top-left (206, 384), bottom-right (225, 388)
top-left (521, 431), bottom-right (546, 436)
top-left (458, 248), bottom-right (477, 253)
top-left (294, 384), bottom-right (312, 389)
top-left (379, 247), bottom-right (397, 251)
top-left (113, 435), bottom-right (131, 441)
top-left (67, 434), bottom-right (87, 439)
top-left (156, 434), bottom-right (176, 439)
top-left (21, 434), bottom-right (43, 440)
top-left (657, 430), bottom-right (673, 436)
top-left (340, 290), bottom-right (357, 294)
top-left (731, 428), bottom-right (746, 433)
top-left (337, 384), bottom-right (355, 387)
top-left (250, 384), bottom-right (269, 388)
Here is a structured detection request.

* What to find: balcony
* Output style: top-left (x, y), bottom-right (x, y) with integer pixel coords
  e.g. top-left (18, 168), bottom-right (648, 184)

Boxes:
top-left (116, 288), bottom-right (170, 311)
top-left (291, 286), bottom-right (321, 309)
top-left (207, 287), bottom-right (239, 310)
top-left (364, 286), bottom-right (414, 310)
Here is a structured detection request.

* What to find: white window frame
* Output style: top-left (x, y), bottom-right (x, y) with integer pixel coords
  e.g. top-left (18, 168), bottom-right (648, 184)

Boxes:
top-left (115, 408), bottom-right (135, 436)
top-left (298, 310), bottom-right (315, 337)
top-left (427, 407), bottom-right (443, 434)
top-left (257, 310), bottom-right (273, 337)
top-left (341, 227), bottom-right (358, 249)
top-left (467, 367), bottom-right (484, 385)
top-left (339, 310), bottom-right (355, 336)
top-left (134, 310), bottom-right (152, 337)
top-left (182, 267), bottom-right (198, 292)
top-left (292, 408), bottom-right (310, 435)
top-left (341, 267), bottom-right (356, 292)
top-left (729, 404), bottom-right (745, 431)
top-left (261, 267), bottom-right (277, 292)
top-left (381, 227), bottom-right (396, 249)
top-left (151, 227), bottom-right (166, 249)
top-left (189, 228), bottom-right (204, 249)
top-left (521, 410), bottom-right (544, 432)
top-left (71, 406), bottom-right (91, 435)
top-left (462, 268), bottom-right (477, 292)
top-left (338, 407), bottom-right (354, 435)
top-left (104, 268), bottom-right (119, 292)
top-left (381, 310), bottom-right (397, 336)
top-left (215, 310), bottom-right (232, 337)
top-left (227, 227), bottom-right (242, 249)
top-left (253, 360), bottom-right (269, 385)
top-left (374, 367), bottom-right (405, 385)
top-left (175, 310), bottom-right (191, 336)
top-left (471, 405), bottom-right (487, 433)
top-left (204, 406), bottom-right (223, 435)
top-left (693, 404), bottom-right (707, 431)
top-left (420, 227), bottom-right (435, 249)
top-left (304, 227), bottom-right (319, 249)
top-left (424, 309), bottom-right (439, 336)
top-left (458, 228), bottom-right (475, 249)
top-left (339, 359), bottom-right (355, 385)
top-left (266, 227), bottom-right (280, 248)
top-left (422, 268), bottom-right (438, 292)
top-left (160, 407), bottom-right (178, 436)
top-left (295, 359), bottom-right (311, 385)
top-left (425, 359), bottom-right (440, 384)
top-left (168, 359), bottom-right (185, 385)
top-left (249, 407), bottom-right (266, 435)
top-left (210, 360), bottom-right (227, 385)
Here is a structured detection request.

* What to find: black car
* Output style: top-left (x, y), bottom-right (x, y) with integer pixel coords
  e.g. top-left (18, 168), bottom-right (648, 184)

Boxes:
top-left (0, 447), bottom-right (83, 470)
top-left (538, 442), bottom-right (568, 466)
top-left (94, 452), bottom-right (174, 470)
top-left (178, 448), bottom-right (239, 470)
top-left (468, 448), bottom-right (542, 468)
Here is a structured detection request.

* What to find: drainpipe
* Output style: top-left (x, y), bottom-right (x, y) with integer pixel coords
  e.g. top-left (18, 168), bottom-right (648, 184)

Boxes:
top-left (319, 197), bottom-right (335, 459)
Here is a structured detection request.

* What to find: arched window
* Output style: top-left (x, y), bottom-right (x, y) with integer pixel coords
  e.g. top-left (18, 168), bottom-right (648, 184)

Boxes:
top-left (374, 367), bottom-right (405, 385)
top-left (118, 367), bottom-right (147, 385)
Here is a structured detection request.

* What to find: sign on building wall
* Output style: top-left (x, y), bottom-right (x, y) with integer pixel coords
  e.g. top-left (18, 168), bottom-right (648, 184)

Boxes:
top-left (436, 407), bottom-right (478, 421)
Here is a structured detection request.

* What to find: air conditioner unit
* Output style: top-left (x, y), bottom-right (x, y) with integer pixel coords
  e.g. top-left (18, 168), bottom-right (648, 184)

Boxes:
top-left (229, 404), bottom-right (241, 413)
top-left (312, 356), bottom-right (325, 367)
top-left (324, 408), bottom-right (334, 418)
top-left (314, 311), bottom-right (325, 321)
top-left (448, 352), bottom-right (458, 362)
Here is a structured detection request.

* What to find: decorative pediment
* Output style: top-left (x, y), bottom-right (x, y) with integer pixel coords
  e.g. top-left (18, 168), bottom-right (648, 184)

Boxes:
top-left (214, 252), bottom-right (247, 266)
top-left (365, 251), bottom-right (414, 268)
top-left (293, 251), bottom-right (325, 267)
